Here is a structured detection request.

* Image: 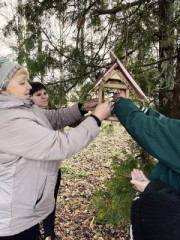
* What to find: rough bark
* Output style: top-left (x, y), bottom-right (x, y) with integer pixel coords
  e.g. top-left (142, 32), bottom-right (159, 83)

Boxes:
top-left (170, 49), bottom-right (180, 119)
top-left (158, 0), bottom-right (174, 117)
top-left (17, 0), bottom-right (24, 64)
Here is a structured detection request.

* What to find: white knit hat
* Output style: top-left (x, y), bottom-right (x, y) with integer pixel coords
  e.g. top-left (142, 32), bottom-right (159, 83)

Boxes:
top-left (0, 57), bottom-right (22, 92)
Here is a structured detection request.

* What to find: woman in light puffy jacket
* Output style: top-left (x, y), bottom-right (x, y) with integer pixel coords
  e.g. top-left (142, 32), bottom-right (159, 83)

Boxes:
top-left (0, 57), bottom-right (112, 240)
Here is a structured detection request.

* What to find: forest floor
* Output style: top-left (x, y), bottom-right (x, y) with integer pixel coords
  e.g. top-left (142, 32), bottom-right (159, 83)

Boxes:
top-left (42, 122), bottom-right (131, 240)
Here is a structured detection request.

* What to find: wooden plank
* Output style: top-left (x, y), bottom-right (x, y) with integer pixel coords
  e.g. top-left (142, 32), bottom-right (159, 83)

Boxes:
top-left (117, 71), bottom-right (136, 95)
top-left (98, 88), bottom-right (103, 104)
top-left (108, 71), bottom-right (122, 80)
top-left (90, 63), bottom-right (119, 93)
top-left (102, 70), bottom-right (117, 83)
top-left (93, 70), bottom-right (118, 92)
top-left (110, 51), bottom-right (148, 101)
top-left (106, 116), bottom-right (118, 122)
top-left (126, 89), bottom-right (129, 98)
top-left (102, 91), bottom-right (104, 101)
top-left (110, 51), bottom-right (117, 62)
top-left (103, 83), bottom-right (127, 89)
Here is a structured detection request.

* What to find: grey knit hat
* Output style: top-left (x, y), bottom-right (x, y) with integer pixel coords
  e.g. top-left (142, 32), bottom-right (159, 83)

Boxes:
top-left (0, 57), bottom-right (22, 92)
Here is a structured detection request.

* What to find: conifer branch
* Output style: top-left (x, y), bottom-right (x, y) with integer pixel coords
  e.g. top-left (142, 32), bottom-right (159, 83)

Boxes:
top-left (93, 0), bottom-right (148, 16)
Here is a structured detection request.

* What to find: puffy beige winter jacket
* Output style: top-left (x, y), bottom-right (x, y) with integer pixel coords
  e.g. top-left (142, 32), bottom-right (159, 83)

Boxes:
top-left (0, 95), bottom-right (99, 236)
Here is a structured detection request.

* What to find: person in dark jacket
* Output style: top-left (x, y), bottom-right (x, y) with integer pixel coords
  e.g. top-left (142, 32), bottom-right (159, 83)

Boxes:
top-left (30, 82), bottom-right (61, 240)
top-left (113, 90), bottom-right (180, 240)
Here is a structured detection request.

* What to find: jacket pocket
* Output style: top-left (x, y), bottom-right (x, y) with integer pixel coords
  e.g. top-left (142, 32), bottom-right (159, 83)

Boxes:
top-left (33, 171), bottom-right (57, 211)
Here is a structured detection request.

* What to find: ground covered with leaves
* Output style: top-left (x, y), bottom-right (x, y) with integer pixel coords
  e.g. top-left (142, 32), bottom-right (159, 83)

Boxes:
top-left (46, 123), bottom-right (131, 239)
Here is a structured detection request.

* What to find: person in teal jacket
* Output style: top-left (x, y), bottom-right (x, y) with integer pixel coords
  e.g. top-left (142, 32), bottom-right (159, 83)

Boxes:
top-left (113, 90), bottom-right (180, 240)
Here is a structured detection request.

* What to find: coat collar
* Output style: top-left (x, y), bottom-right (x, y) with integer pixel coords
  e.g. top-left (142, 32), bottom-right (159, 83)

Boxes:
top-left (0, 94), bottom-right (34, 109)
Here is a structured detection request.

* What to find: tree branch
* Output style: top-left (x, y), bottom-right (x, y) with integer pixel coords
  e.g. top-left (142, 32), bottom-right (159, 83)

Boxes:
top-left (93, 0), bottom-right (145, 16)
top-left (139, 55), bottom-right (178, 68)
top-left (40, 26), bottom-right (104, 69)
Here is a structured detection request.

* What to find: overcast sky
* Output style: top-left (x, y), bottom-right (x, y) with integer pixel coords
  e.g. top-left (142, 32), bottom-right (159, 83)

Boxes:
top-left (0, 0), bottom-right (17, 57)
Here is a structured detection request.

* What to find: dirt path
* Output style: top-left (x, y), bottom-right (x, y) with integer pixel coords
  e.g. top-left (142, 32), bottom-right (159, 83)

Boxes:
top-left (53, 123), bottom-right (130, 239)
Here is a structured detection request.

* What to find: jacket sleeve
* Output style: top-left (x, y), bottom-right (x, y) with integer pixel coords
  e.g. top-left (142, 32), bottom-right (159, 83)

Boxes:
top-left (0, 115), bottom-right (99, 161)
top-left (114, 98), bottom-right (180, 173)
top-left (140, 106), bottom-right (167, 123)
top-left (42, 103), bottom-right (83, 130)
top-left (144, 179), bottom-right (180, 195)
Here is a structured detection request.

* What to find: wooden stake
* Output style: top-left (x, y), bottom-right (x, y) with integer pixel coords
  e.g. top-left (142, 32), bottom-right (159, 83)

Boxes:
top-left (98, 88), bottom-right (103, 104)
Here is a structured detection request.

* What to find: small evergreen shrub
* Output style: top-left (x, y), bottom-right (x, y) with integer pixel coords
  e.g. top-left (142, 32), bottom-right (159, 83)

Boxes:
top-left (90, 140), bottom-right (155, 225)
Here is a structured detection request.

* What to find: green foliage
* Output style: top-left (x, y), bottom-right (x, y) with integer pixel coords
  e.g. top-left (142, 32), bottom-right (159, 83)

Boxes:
top-left (90, 140), bottom-right (155, 225)
top-left (101, 121), bottom-right (117, 135)
top-left (2, 0), bottom-right (180, 114)
top-left (61, 166), bottom-right (87, 179)
top-left (47, 82), bottom-right (68, 108)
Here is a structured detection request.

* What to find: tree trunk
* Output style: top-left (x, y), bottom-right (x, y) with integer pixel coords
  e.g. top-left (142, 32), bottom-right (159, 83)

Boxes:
top-left (158, 0), bottom-right (174, 116)
top-left (170, 48), bottom-right (180, 119)
top-left (17, 0), bottom-right (24, 64)
top-left (37, 30), bottom-right (45, 83)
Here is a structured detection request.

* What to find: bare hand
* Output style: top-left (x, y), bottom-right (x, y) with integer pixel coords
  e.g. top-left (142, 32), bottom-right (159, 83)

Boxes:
top-left (84, 98), bottom-right (99, 111)
top-left (93, 100), bottom-right (112, 122)
top-left (112, 89), bottom-right (126, 102)
top-left (130, 169), bottom-right (150, 192)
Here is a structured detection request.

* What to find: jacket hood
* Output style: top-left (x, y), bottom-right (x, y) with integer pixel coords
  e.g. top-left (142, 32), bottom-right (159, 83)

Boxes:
top-left (0, 94), bottom-right (34, 110)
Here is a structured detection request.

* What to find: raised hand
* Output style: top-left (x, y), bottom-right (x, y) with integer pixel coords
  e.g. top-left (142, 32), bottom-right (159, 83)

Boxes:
top-left (93, 100), bottom-right (112, 122)
top-left (84, 98), bottom-right (99, 111)
top-left (112, 89), bottom-right (126, 102)
top-left (130, 169), bottom-right (150, 192)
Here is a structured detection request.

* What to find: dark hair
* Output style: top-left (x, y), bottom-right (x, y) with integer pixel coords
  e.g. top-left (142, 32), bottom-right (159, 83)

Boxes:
top-left (30, 82), bottom-right (47, 96)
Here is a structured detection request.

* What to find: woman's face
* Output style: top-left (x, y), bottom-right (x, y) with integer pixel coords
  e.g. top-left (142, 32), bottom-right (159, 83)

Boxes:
top-left (32, 89), bottom-right (49, 108)
top-left (2, 74), bottom-right (32, 97)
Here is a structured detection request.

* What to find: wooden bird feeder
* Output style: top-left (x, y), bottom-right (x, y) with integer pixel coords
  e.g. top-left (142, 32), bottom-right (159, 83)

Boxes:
top-left (89, 51), bottom-right (148, 121)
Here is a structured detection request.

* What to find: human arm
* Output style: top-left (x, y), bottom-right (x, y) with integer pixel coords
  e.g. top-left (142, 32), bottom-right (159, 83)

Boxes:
top-left (42, 99), bottom-right (99, 130)
top-left (114, 97), bottom-right (180, 173)
top-left (43, 99), bottom-right (111, 130)
top-left (0, 111), bottom-right (99, 161)
top-left (42, 103), bottom-right (85, 130)
top-left (113, 90), bottom-right (166, 122)
top-left (0, 100), bottom-right (112, 161)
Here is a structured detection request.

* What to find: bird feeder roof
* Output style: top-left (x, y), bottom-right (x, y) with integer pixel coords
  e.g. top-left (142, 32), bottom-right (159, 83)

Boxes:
top-left (89, 51), bottom-right (148, 101)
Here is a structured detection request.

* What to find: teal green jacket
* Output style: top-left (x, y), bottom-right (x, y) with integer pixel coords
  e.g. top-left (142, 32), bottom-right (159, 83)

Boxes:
top-left (114, 97), bottom-right (180, 192)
